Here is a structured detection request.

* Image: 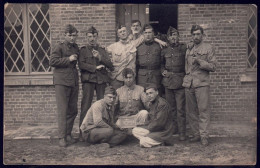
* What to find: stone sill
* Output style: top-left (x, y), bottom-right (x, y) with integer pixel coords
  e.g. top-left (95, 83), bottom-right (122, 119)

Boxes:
top-left (239, 70), bottom-right (257, 83)
top-left (4, 75), bottom-right (54, 86)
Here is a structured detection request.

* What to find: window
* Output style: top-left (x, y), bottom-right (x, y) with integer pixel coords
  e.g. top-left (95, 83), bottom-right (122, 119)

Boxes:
top-left (247, 5), bottom-right (257, 70)
top-left (4, 3), bottom-right (52, 85)
top-left (240, 4), bottom-right (257, 82)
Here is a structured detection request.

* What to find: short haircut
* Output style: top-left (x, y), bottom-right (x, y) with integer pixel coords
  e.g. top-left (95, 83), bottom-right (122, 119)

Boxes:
top-left (131, 20), bottom-right (142, 26)
top-left (145, 83), bottom-right (158, 92)
top-left (122, 68), bottom-right (135, 78)
top-left (117, 24), bottom-right (126, 31)
top-left (190, 24), bottom-right (204, 34)
top-left (143, 24), bottom-right (154, 32)
top-left (64, 24), bottom-right (78, 34)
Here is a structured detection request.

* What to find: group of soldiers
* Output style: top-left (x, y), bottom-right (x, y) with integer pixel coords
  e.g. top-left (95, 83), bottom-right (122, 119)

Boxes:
top-left (49, 20), bottom-right (217, 148)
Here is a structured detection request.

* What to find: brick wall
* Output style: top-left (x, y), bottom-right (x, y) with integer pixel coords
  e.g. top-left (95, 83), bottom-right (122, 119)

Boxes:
top-left (49, 3), bottom-right (116, 48)
top-left (4, 4), bottom-right (257, 130)
top-left (4, 4), bottom-right (116, 130)
top-left (178, 4), bottom-right (257, 122)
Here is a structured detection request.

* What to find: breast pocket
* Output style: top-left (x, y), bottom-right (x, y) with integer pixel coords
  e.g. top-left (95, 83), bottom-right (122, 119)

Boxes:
top-left (196, 50), bottom-right (208, 61)
top-left (113, 51), bottom-right (122, 63)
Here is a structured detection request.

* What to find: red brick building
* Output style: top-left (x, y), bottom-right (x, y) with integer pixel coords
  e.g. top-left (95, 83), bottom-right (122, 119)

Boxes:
top-left (4, 4), bottom-right (257, 129)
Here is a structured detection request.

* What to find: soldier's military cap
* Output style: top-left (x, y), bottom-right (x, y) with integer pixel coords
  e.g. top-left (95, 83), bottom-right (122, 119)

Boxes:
top-left (143, 24), bottom-right (153, 31)
top-left (167, 26), bottom-right (179, 36)
top-left (64, 24), bottom-right (78, 34)
top-left (86, 26), bottom-right (98, 35)
top-left (104, 86), bottom-right (117, 95)
top-left (145, 83), bottom-right (158, 91)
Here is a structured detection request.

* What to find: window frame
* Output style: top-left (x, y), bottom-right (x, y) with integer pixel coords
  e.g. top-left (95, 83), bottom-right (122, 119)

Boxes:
top-left (4, 3), bottom-right (53, 85)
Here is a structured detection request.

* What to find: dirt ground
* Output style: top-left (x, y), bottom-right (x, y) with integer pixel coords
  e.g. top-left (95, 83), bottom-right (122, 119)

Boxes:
top-left (3, 135), bottom-right (256, 165)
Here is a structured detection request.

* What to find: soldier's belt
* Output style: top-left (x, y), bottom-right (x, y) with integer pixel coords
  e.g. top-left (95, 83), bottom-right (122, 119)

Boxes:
top-left (139, 65), bottom-right (160, 70)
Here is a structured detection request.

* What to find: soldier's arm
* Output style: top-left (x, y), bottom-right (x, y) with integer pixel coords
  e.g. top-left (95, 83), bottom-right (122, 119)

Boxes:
top-left (78, 48), bottom-right (97, 73)
top-left (196, 45), bottom-right (217, 72)
top-left (147, 104), bottom-right (169, 132)
top-left (92, 103), bottom-right (111, 128)
top-left (161, 49), bottom-right (166, 74)
top-left (100, 49), bottom-right (114, 71)
top-left (154, 38), bottom-right (167, 48)
top-left (132, 34), bottom-right (145, 48)
top-left (49, 44), bottom-right (71, 68)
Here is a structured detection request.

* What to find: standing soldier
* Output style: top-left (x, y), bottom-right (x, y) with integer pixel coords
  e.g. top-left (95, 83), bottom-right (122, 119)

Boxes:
top-left (49, 24), bottom-right (79, 147)
top-left (78, 26), bottom-right (114, 141)
top-left (136, 24), bottom-right (162, 95)
top-left (182, 25), bottom-right (217, 146)
top-left (161, 27), bottom-right (186, 141)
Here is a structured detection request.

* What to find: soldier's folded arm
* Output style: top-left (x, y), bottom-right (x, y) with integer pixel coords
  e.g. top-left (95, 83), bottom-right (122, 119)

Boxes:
top-left (197, 46), bottom-right (217, 72)
top-left (100, 50), bottom-right (114, 71)
top-left (92, 103), bottom-right (111, 128)
top-left (49, 44), bottom-right (71, 67)
top-left (147, 105), bottom-right (168, 132)
top-left (78, 48), bottom-right (97, 73)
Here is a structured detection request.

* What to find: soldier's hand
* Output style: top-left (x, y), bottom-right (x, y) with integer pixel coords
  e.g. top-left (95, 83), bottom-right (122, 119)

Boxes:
top-left (159, 41), bottom-right (168, 48)
top-left (92, 49), bottom-right (100, 58)
top-left (69, 54), bottom-right (78, 62)
top-left (187, 42), bottom-right (194, 50)
top-left (162, 70), bottom-right (168, 76)
top-left (96, 65), bottom-right (105, 70)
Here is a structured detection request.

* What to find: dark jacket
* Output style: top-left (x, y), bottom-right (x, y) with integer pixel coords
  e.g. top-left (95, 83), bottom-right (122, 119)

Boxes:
top-left (79, 45), bottom-right (113, 84)
top-left (49, 41), bottom-right (79, 87)
top-left (145, 96), bottom-right (174, 145)
top-left (136, 41), bottom-right (162, 87)
top-left (161, 43), bottom-right (186, 89)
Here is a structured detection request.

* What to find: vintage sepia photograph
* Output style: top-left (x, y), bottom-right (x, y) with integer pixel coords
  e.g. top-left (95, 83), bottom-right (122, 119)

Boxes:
top-left (3, 3), bottom-right (257, 165)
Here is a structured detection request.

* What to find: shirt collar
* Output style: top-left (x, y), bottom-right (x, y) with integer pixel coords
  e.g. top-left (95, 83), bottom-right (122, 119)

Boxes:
top-left (119, 38), bottom-right (131, 45)
top-left (87, 44), bottom-right (98, 50)
top-left (124, 84), bottom-right (136, 91)
top-left (64, 41), bottom-right (76, 48)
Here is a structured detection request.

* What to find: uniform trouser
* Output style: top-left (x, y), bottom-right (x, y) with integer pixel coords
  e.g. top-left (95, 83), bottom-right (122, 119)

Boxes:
top-left (55, 84), bottom-right (79, 139)
top-left (165, 87), bottom-right (186, 134)
top-left (83, 128), bottom-right (127, 146)
top-left (185, 86), bottom-right (210, 138)
top-left (132, 127), bottom-right (161, 148)
top-left (80, 82), bottom-right (107, 128)
top-left (110, 79), bottom-right (124, 90)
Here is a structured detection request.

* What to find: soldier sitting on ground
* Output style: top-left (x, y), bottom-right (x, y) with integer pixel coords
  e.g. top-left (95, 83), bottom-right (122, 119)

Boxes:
top-left (132, 83), bottom-right (174, 148)
top-left (80, 86), bottom-right (127, 148)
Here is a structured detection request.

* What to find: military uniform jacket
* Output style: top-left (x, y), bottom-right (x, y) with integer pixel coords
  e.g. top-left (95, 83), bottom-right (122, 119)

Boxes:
top-left (136, 41), bottom-right (162, 87)
top-left (145, 96), bottom-right (174, 144)
top-left (115, 85), bottom-right (146, 117)
top-left (49, 41), bottom-right (79, 87)
top-left (182, 42), bottom-right (217, 88)
top-left (79, 45), bottom-right (113, 84)
top-left (80, 99), bottom-right (116, 133)
top-left (161, 43), bottom-right (186, 89)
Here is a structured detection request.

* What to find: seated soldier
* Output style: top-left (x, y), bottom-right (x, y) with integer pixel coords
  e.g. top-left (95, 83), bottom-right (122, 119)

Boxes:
top-left (115, 68), bottom-right (149, 132)
top-left (80, 86), bottom-right (127, 148)
top-left (132, 83), bottom-right (174, 148)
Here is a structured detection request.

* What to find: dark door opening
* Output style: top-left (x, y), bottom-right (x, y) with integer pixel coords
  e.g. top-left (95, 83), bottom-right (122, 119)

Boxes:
top-left (149, 4), bottom-right (178, 36)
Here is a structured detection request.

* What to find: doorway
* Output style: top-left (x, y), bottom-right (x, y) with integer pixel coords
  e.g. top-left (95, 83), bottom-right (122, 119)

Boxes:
top-left (149, 4), bottom-right (178, 35)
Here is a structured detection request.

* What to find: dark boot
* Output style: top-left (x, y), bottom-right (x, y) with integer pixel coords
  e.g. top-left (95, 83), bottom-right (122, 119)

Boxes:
top-left (66, 135), bottom-right (77, 145)
top-left (201, 137), bottom-right (209, 146)
top-left (59, 138), bottom-right (67, 147)
top-left (179, 133), bottom-right (186, 141)
top-left (189, 135), bottom-right (200, 143)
